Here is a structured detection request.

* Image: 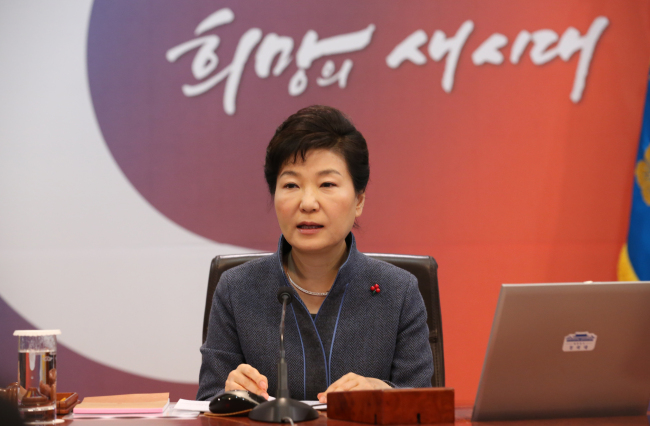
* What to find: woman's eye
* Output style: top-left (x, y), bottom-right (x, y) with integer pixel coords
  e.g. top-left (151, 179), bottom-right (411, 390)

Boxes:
top-left (321, 182), bottom-right (337, 188)
top-left (283, 183), bottom-right (298, 189)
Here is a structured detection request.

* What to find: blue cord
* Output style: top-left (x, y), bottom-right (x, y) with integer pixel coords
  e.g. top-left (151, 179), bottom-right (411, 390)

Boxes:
top-left (328, 282), bottom-right (349, 386)
top-left (291, 304), bottom-right (307, 400)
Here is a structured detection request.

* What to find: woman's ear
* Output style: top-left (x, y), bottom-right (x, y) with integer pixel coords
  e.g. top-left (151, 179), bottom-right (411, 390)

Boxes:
top-left (355, 191), bottom-right (365, 217)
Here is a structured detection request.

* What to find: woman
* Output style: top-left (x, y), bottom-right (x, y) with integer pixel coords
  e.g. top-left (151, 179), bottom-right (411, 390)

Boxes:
top-left (197, 105), bottom-right (433, 403)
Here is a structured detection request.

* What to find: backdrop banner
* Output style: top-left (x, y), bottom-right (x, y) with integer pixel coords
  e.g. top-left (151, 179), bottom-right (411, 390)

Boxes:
top-left (1, 0), bottom-right (649, 403)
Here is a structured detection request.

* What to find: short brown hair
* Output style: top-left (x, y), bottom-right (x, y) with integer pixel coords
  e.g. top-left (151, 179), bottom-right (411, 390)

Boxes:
top-left (264, 105), bottom-right (369, 196)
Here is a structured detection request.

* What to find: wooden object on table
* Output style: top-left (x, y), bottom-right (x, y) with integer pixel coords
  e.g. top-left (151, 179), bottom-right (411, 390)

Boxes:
top-left (327, 388), bottom-right (455, 425)
top-left (56, 392), bottom-right (79, 415)
top-left (0, 382), bottom-right (20, 404)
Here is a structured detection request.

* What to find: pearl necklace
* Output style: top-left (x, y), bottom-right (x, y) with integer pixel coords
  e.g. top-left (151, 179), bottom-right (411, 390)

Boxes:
top-left (285, 270), bottom-right (329, 297)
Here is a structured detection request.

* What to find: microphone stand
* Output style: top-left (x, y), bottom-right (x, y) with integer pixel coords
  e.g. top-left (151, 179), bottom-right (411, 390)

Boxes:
top-left (249, 288), bottom-right (319, 423)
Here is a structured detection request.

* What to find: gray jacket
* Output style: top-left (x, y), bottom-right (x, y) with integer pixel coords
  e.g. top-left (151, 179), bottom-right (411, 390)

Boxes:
top-left (197, 233), bottom-right (434, 401)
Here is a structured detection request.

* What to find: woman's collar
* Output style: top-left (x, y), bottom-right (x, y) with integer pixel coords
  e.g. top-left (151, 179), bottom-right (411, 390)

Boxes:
top-left (275, 233), bottom-right (359, 280)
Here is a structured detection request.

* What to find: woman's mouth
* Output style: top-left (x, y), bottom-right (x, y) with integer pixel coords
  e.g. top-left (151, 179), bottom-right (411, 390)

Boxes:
top-left (297, 223), bottom-right (324, 233)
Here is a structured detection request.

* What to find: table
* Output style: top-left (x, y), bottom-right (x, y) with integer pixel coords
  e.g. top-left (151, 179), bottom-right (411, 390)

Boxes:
top-left (62, 407), bottom-right (650, 425)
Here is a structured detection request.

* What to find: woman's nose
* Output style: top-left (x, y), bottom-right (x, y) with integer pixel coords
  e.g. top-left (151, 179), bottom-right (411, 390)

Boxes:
top-left (299, 189), bottom-right (319, 212)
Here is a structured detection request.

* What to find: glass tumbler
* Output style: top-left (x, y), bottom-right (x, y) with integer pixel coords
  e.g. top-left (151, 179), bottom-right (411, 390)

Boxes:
top-left (14, 330), bottom-right (61, 425)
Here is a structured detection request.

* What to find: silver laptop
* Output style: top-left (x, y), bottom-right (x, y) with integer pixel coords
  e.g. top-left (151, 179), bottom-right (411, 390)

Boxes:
top-left (472, 281), bottom-right (650, 421)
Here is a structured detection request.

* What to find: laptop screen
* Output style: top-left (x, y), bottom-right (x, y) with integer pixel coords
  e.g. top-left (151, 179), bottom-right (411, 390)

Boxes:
top-left (472, 281), bottom-right (650, 421)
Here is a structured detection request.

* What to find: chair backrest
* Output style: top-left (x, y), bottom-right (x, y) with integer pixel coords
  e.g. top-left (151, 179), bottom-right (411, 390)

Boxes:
top-left (202, 252), bottom-right (445, 387)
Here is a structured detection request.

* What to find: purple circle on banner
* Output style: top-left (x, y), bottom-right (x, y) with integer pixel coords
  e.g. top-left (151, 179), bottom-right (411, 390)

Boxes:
top-left (87, 0), bottom-right (401, 250)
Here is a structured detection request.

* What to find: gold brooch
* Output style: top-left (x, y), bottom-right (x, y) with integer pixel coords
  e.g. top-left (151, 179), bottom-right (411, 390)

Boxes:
top-left (636, 144), bottom-right (650, 206)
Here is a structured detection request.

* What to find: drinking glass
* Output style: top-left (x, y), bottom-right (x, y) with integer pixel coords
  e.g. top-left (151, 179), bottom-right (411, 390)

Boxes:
top-left (14, 330), bottom-right (61, 425)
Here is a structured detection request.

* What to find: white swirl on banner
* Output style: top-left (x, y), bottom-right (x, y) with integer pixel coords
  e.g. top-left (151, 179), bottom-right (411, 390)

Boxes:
top-left (0, 1), bottom-right (255, 383)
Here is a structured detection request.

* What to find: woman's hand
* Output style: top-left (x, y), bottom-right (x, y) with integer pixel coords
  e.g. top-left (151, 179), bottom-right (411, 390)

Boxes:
top-left (225, 364), bottom-right (269, 399)
top-left (317, 373), bottom-right (390, 403)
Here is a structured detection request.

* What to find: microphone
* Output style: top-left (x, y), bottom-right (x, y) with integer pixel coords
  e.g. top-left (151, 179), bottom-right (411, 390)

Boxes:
top-left (276, 287), bottom-right (292, 397)
top-left (277, 286), bottom-right (293, 305)
top-left (249, 287), bottom-right (319, 423)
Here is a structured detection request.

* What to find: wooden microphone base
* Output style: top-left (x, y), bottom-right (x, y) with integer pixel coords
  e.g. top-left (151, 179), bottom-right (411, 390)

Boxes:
top-left (327, 388), bottom-right (455, 425)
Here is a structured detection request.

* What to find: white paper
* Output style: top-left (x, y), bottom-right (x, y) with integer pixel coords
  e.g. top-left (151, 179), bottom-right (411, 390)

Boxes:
top-left (72, 403), bottom-right (199, 419)
top-left (303, 401), bottom-right (327, 410)
top-left (174, 399), bottom-right (211, 412)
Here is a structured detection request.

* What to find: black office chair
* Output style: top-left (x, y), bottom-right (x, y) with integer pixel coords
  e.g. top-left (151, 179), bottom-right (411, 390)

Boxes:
top-left (202, 252), bottom-right (445, 387)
